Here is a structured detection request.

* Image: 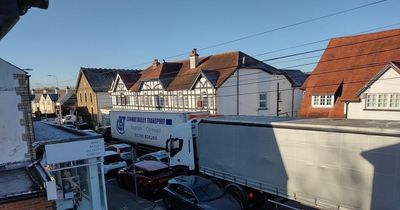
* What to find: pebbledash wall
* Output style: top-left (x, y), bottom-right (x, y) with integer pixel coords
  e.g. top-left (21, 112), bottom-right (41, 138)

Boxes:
top-left (0, 197), bottom-right (53, 210)
top-left (0, 59), bottom-right (34, 168)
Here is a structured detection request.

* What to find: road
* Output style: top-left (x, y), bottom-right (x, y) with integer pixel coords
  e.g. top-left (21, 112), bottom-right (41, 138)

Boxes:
top-left (106, 176), bottom-right (166, 210)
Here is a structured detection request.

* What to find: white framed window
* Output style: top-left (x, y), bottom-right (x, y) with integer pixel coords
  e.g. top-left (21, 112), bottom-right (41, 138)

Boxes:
top-left (312, 95), bottom-right (334, 108)
top-left (366, 93), bottom-right (400, 110)
top-left (259, 93), bottom-right (267, 109)
top-left (178, 92), bottom-right (184, 108)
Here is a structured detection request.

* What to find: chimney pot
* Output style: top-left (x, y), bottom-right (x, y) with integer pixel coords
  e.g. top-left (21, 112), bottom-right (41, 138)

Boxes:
top-left (152, 59), bottom-right (160, 69)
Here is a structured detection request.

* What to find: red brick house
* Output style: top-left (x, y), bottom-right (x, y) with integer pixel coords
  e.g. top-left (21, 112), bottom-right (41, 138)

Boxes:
top-left (298, 29), bottom-right (400, 118)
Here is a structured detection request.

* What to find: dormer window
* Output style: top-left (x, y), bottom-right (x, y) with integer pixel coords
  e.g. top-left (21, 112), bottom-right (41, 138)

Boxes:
top-left (312, 95), bottom-right (334, 108)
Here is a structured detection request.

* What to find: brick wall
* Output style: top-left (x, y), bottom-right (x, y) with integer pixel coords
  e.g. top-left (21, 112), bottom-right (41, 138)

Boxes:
top-left (0, 196), bottom-right (53, 210)
top-left (13, 73), bottom-right (35, 160)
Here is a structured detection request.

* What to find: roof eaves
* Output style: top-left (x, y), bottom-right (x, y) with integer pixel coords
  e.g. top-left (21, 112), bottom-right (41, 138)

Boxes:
top-left (356, 62), bottom-right (400, 96)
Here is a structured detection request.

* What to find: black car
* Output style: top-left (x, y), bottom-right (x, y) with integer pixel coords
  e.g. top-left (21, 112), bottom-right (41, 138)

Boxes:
top-left (96, 126), bottom-right (112, 142)
top-left (162, 175), bottom-right (241, 210)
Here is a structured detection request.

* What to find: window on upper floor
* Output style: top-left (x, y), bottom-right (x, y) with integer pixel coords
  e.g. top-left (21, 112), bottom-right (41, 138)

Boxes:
top-left (116, 95), bottom-right (120, 105)
top-left (196, 91), bottom-right (209, 109)
top-left (366, 93), bottom-right (400, 110)
top-left (178, 92), bottom-right (184, 108)
top-left (259, 93), bottom-right (267, 109)
top-left (80, 93), bottom-right (82, 103)
top-left (155, 95), bottom-right (164, 109)
top-left (90, 93), bottom-right (93, 103)
top-left (312, 95), bottom-right (334, 108)
top-left (85, 93), bottom-right (87, 103)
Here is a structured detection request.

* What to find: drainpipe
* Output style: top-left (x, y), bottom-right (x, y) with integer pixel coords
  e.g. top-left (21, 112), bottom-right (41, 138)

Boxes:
top-left (344, 101), bottom-right (350, 119)
top-left (291, 87), bottom-right (295, 117)
top-left (236, 69), bottom-right (239, 115)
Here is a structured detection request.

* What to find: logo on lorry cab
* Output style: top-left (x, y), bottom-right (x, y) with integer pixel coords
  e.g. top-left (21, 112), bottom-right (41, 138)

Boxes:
top-left (116, 116), bottom-right (126, 134)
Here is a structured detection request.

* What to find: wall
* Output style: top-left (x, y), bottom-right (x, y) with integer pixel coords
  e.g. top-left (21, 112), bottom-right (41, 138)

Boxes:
top-left (0, 196), bottom-right (53, 210)
top-left (96, 92), bottom-right (112, 125)
top-left (76, 73), bottom-right (97, 126)
top-left (217, 68), bottom-right (300, 116)
top-left (347, 67), bottom-right (400, 120)
top-left (0, 60), bottom-right (33, 167)
top-left (111, 77), bottom-right (216, 114)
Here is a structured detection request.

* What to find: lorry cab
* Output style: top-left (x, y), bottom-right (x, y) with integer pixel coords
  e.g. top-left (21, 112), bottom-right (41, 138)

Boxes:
top-left (166, 120), bottom-right (197, 171)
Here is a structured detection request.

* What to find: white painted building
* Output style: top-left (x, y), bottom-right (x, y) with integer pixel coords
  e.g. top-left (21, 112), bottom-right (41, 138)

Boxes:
top-left (110, 49), bottom-right (307, 116)
top-left (347, 62), bottom-right (400, 120)
top-left (38, 92), bottom-right (59, 115)
top-left (0, 58), bottom-right (33, 168)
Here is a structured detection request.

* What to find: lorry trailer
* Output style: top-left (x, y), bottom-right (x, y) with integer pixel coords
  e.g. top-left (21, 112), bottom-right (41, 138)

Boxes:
top-left (167, 116), bottom-right (400, 210)
top-left (110, 110), bottom-right (208, 152)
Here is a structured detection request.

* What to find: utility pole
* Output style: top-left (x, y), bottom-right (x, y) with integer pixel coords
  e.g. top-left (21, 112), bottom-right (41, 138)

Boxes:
top-left (48, 75), bottom-right (61, 125)
top-left (276, 82), bottom-right (280, 117)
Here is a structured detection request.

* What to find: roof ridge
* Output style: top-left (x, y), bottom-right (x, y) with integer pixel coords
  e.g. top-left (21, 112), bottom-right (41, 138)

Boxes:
top-left (330, 28), bottom-right (400, 41)
top-left (81, 67), bottom-right (136, 71)
top-left (162, 50), bottom-right (241, 64)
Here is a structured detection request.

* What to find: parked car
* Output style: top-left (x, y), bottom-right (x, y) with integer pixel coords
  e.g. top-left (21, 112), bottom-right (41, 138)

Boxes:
top-left (162, 175), bottom-right (241, 210)
top-left (106, 143), bottom-right (132, 161)
top-left (96, 126), bottom-right (112, 142)
top-left (138, 150), bottom-right (169, 165)
top-left (74, 122), bottom-right (90, 130)
top-left (103, 151), bottom-right (127, 175)
top-left (62, 114), bottom-right (76, 125)
top-left (117, 160), bottom-right (172, 197)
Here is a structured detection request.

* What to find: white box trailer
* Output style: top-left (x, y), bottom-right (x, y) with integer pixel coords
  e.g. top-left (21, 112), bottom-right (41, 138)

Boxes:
top-left (110, 110), bottom-right (208, 149)
top-left (168, 116), bottom-right (400, 210)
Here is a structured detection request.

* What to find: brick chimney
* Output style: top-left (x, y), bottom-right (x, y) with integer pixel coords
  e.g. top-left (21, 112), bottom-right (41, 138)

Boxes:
top-left (152, 59), bottom-right (160, 69)
top-left (189, 48), bottom-right (199, 69)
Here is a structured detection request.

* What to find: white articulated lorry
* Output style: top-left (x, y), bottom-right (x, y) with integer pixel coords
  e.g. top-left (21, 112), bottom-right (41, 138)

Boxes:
top-left (166, 116), bottom-right (400, 210)
top-left (109, 110), bottom-right (208, 153)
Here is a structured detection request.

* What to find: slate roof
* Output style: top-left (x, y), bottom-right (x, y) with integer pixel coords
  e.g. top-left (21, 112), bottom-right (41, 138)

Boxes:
top-left (57, 92), bottom-right (75, 104)
top-left (131, 51), bottom-right (280, 91)
top-left (78, 68), bottom-right (121, 92)
top-left (47, 93), bottom-right (59, 102)
top-left (280, 69), bottom-right (308, 87)
top-left (116, 70), bottom-right (141, 90)
top-left (301, 28), bottom-right (400, 101)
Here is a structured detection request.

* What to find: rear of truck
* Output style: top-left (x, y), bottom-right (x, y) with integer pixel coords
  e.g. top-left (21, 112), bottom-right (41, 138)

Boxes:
top-left (195, 116), bottom-right (400, 210)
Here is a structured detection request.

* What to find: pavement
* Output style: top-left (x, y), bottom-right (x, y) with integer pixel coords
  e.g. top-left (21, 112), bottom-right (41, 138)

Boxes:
top-left (106, 177), bottom-right (166, 210)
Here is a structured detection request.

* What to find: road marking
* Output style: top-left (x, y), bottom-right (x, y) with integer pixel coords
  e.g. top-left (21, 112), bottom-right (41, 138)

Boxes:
top-left (154, 199), bottom-right (163, 203)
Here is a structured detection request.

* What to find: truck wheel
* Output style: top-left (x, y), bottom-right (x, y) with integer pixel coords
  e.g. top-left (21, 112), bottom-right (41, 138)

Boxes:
top-left (226, 185), bottom-right (246, 209)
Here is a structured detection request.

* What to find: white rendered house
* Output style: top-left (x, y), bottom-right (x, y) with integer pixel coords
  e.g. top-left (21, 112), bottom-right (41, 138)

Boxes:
top-left (346, 62), bottom-right (400, 120)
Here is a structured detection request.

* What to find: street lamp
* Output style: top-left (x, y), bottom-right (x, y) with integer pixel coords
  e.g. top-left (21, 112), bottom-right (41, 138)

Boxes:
top-left (48, 74), bottom-right (61, 125)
